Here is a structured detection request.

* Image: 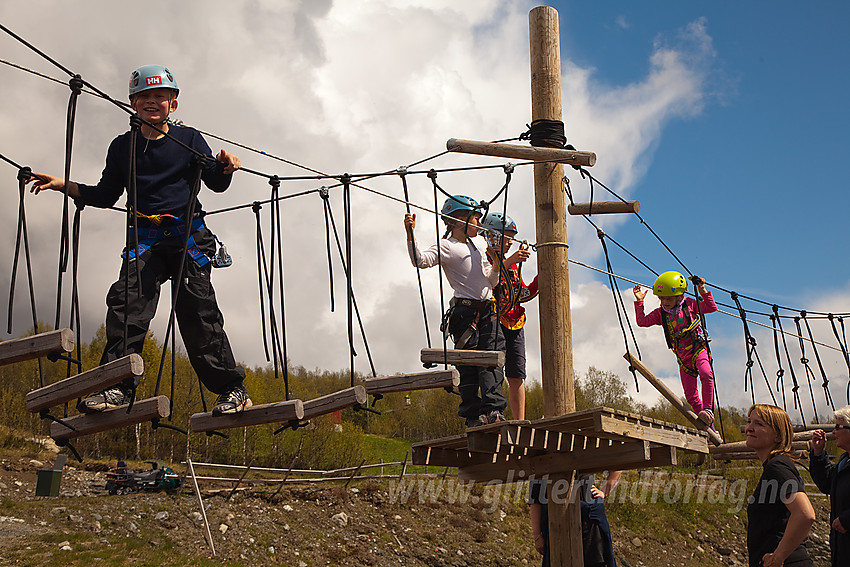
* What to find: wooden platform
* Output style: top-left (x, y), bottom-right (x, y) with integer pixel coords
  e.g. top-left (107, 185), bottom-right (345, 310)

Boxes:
top-left (50, 395), bottom-right (170, 441)
top-left (420, 349), bottom-right (504, 367)
top-left (362, 369), bottom-right (460, 395)
top-left (0, 328), bottom-right (74, 367)
top-left (190, 399), bottom-right (304, 433)
top-left (26, 354), bottom-right (144, 413)
top-left (412, 407), bottom-right (710, 484)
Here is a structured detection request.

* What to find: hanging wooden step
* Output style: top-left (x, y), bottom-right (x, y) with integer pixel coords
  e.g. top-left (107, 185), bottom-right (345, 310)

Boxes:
top-left (568, 200), bottom-right (640, 215)
top-left (50, 395), bottom-right (170, 441)
top-left (420, 349), bottom-right (504, 367)
top-left (301, 386), bottom-right (367, 421)
top-left (446, 138), bottom-right (596, 167)
top-left (362, 368), bottom-right (460, 395)
top-left (26, 354), bottom-right (144, 413)
top-left (0, 328), bottom-right (75, 367)
top-left (189, 398), bottom-right (304, 433)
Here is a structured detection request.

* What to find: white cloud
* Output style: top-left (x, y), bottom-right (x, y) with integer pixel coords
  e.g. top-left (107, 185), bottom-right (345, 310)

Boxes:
top-left (7, 2), bottom-right (821, 418)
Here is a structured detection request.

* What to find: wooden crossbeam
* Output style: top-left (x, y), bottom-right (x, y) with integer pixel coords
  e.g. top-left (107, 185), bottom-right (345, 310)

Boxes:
top-left (301, 386), bottom-right (366, 421)
top-left (26, 354), bottom-right (144, 413)
top-left (189, 399), bottom-right (304, 433)
top-left (446, 138), bottom-right (596, 167)
top-left (0, 328), bottom-right (75, 367)
top-left (568, 201), bottom-right (640, 215)
top-left (50, 395), bottom-right (170, 441)
top-left (362, 368), bottom-right (460, 395)
top-left (624, 353), bottom-right (723, 446)
top-left (420, 349), bottom-right (504, 367)
top-left (713, 450), bottom-right (807, 461)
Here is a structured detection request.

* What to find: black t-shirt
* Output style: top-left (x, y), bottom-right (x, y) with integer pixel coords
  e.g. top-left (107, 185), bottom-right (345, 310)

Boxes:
top-left (747, 454), bottom-right (812, 566)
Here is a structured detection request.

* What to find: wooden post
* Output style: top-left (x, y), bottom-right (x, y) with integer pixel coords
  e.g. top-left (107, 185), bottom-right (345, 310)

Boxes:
top-left (529, 7), bottom-right (581, 566)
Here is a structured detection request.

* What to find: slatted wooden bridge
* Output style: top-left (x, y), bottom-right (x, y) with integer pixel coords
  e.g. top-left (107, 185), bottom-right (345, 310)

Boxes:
top-left (412, 406), bottom-right (711, 483)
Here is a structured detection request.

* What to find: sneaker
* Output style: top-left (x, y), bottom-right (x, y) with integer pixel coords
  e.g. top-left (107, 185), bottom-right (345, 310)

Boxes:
top-left (78, 384), bottom-right (132, 413)
top-left (466, 415), bottom-right (487, 429)
top-left (212, 383), bottom-right (252, 416)
top-left (486, 410), bottom-right (505, 424)
top-left (697, 409), bottom-right (714, 425)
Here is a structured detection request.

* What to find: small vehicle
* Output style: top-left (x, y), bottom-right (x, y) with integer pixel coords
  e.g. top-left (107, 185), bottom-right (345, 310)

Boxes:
top-left (105, 461), bottom-right (181, 495)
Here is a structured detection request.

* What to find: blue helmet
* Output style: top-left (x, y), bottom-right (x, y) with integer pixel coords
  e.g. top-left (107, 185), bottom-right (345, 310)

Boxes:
top-left (480, 212), bottom-right (517, 235)
top-left (441, 194), bottom-right (480, 217)
top-left (129, 64), bottom-right (179, 97)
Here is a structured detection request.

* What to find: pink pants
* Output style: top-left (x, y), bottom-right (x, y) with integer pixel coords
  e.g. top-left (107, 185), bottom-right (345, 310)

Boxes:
top-left (679, 349), bottom-right (714, 413)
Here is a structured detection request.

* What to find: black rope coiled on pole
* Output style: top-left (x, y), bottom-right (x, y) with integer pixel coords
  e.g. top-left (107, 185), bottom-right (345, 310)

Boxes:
top-left (521, 119), bottom-right (567, 148)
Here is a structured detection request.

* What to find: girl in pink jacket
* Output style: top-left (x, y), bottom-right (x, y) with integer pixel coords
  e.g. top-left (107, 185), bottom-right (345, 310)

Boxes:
top-left (633, 271), bottom-right (717, 425)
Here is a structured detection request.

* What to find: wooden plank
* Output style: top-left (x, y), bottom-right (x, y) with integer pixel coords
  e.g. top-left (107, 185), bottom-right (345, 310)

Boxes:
top-left (301, 386), bottom-right (366, 421)
top-left (50, 395), bottom-right (170, 441)
top-left (420, 349), bottom-right (504, 368)
top-left (412, 433), bottom-right (470, 451)
top-left (0, 328), bottom-right (75, 367)
top-left (25, 354), bottom-right (144, 413)
top-left (710, 440), bottom-right (813, 455)
top-left (625, 353), bottom-right (723, 446)
top-left (363, 369), bottom-right (459, 395)
top-left (596, 414), bottom-right (709, 453)
top-left (412, 445), bottom-right (497, 468)
top-left (568, 201), bottom-right (640, 215)
top-left (446, 138), bottom-right (596, 167)
top-left (457, 440), bottom-right (651, 484)
top-left (713, 450), bottom-right (807, 461)
top-left (190, 399), bottom-right (304, 433)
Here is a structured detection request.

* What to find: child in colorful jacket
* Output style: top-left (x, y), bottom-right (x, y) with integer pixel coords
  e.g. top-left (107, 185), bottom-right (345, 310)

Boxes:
top-left (480, 212), bottom-right (535, 420)
top-left (633, 271), bottom-right (717, 424)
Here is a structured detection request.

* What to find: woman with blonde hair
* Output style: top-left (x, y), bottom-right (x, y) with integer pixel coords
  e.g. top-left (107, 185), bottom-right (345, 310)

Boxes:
top-left (745, 404), bottom-right (815, 567)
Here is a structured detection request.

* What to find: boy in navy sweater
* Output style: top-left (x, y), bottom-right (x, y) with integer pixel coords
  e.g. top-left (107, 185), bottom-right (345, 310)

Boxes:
top-left (30, 65), bottom-right (251, 416)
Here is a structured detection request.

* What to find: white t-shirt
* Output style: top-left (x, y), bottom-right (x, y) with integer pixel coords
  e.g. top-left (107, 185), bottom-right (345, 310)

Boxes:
top-left (408, 236), bottom-right (498, 300)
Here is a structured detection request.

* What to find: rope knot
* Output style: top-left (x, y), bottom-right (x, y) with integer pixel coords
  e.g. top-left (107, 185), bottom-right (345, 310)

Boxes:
top-left (268, 175), bottom-right (281, 190)
top-left (427, 169), bottom-right (437, 180)
top-left (251, 201), bottom-right (262, 213)
top-left (319, 186), bottom-right (329, 200)
top-left (68, 74), bottom-right (84, 95)
top-left (17, 166), bottom-right (32, 182)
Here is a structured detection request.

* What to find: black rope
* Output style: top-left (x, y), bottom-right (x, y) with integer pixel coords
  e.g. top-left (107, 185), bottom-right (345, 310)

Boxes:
top-left (521, 119), bottom-right (568, 148)
top-left (53, 75), bottom-right (84, 331)
top-left (320, 188), bottom-right (335, 313)
top-left (252, 202), bottom-right (272, 362)
top-left (596, 229), bottom-right (641, 391)
top-left (827, 314), bottom-right (850, 404)
top-left (731, 292), bottom-right (776, 406)
top-left (800, 312), bottom-right (835, 410)
top-left (428, 170), bottom-right (449, 369)
top-left (794, 315), bottom-right (821, 421)
top-left (7, 165), bottom-right (44, 385)
top-left (342, 174), bottom-right (356, 387)
top-left (269, 176), bottom-right (291, 397)
top-left (772, 306), bottom-right (804, 422)
top-left (398, 169), bottom-right (431, 348)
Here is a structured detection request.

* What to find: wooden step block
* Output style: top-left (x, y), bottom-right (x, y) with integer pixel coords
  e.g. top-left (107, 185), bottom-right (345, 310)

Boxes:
top-left (190, 398), bottom-right (304, 433)
top-left (26, 354), bottom-right (144, 413)
top-left (50, 395), bottom-right (170, 441)
top-left (568, 200), bottom-right (640, 215)
top-left (302, 386), bottom-right (367, 421)
top-left (420, 349), bottom-right (504, 367)
top-left (363, 369), bottom-right (460, 395)
top-left (0, 328), bottom-right (75, 367)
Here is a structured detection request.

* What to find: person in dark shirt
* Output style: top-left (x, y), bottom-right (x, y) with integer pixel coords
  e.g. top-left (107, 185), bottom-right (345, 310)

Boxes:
top-left (29, 64), bottom-right (251, 416)
top-left (810, 405), bottom-right (850, 567)
top-left (745, 404), bottom-right (815, 567)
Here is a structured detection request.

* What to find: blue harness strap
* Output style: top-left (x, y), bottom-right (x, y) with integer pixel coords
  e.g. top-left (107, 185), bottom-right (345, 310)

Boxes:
top-left (123, 217), bottom-right (210, 267)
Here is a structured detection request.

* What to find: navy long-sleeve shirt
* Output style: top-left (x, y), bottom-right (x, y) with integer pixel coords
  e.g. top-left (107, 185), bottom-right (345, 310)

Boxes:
top-left (76, 124), bottom-right (231, 218)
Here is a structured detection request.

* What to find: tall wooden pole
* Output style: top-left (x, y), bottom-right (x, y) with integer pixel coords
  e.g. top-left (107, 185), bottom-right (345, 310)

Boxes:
top-left (529, 6), bottom-right (582, 566)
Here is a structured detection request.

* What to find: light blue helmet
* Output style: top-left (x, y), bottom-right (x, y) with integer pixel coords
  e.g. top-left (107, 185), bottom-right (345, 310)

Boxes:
top-left (129, 65), bottom-right (179, 97)
top-left (480, 212), bottom-right (517, 235)
top-left (441, 194), bottom-right (480, 217)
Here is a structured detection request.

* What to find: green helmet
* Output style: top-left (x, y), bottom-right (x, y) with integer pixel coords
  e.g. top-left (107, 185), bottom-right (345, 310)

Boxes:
top-left (653, 271), bottom-right (688, 296)
top-left (441, 195), bottom-right (480, 217)
top-left (129, 64), bottom-right (179, 97)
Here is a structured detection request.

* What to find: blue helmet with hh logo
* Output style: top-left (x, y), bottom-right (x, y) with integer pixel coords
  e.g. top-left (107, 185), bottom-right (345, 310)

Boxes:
top-left (441, 194), bottom-right (480, 217)
top-left (129, 65), bottom-right (179, 97)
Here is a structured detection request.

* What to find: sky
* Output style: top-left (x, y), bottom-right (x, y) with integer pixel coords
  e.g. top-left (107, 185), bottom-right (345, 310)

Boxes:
top-left (1, 0), bottom-right (848, 423)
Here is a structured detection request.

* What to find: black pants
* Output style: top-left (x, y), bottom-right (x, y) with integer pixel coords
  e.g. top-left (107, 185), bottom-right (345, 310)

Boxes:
top-left (449, 302), bottom-right (507, 419)
top-left (102, 227), bottom-right (245, 395)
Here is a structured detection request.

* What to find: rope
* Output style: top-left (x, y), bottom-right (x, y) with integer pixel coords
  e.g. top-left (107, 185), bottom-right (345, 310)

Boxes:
top-left (428, 170), bottom-right (449, 369)
top-left (731, 292), bottom-right (776, 406)
top-left (398, 169), bottom-right (431, 348)
top-left (269, 176), bottom-right (291, 396)
top-left (320, 188), bottom-right (335, 314)
top-left (794, 315), bottom-right (822, 420)
top-left (800, 312), bottom-right (835, 410)
top-left (827, 314), bottom-right (850, 404)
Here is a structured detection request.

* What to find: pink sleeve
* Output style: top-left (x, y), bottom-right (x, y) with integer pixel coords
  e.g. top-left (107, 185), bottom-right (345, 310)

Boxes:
top-left (698, 291), bottom-right (717, 314)
top-left (634, 301), bottom-right (662, 327)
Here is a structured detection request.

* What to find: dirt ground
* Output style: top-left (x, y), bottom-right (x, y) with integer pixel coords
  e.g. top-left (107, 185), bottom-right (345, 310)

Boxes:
top-left (0, 449), bottom-right (835, 566)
